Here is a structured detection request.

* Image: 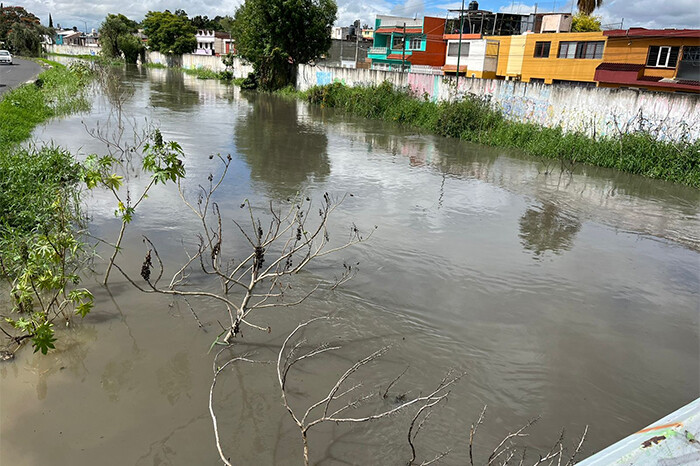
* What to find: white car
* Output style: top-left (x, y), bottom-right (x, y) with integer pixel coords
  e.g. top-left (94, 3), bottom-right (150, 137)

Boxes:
top-left (0, 50), bottom-right (13, 65)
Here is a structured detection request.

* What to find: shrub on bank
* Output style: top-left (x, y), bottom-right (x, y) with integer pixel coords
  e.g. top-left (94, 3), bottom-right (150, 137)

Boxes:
top-left (304, 82), bottom-right (700, 187)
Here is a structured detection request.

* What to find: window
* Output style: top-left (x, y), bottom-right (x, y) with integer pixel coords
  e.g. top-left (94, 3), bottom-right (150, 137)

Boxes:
top-left (392, 36), bottom-right (404, 50)
top-left (447, 42), bottom-right (470, 57)
top-left (677, 46), bottom-right (700, 80)
top-left (646, 46), bottom-right (680, 68)
top-left (409, 37), bottom-right (423, 50)
top-left (558, 41), bottom-right (577, 58)
top-left (534, 41), bottom-right (550, 58)
top-left (558, 41), bottom-right (604, 59)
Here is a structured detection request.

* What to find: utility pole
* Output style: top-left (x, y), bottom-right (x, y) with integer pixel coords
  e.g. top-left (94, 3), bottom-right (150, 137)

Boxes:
top-left (340, 32), bottom-right (343, 66)
top-left (354, 20), bottom-right (360, 66)
top-left (455, 0), bottom-right (465, 88)
top-left (402, 22), bottom-right (406, 73)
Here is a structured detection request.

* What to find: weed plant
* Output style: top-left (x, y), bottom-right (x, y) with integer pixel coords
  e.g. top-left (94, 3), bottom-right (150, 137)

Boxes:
top-left (304, 82), bottom-right (700, 187)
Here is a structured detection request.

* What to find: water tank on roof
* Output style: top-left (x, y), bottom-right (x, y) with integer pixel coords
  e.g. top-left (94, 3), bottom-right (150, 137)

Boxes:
top-left (468, 1), bottom-right (479, 10)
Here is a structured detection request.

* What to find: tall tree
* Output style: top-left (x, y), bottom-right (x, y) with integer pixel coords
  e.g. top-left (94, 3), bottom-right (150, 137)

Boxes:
top-left (99, 14), bottom-right (141, 62)
top-left (48, 13), bottom-right (53, 28)
top-left (232, 0), bottom-right (337, 90)
top-left (143, 10), bottom-right (197, 55)
top-left (7, 21), bottom-right (44, 55)
top-left (577, 0), bottom-right (603, 15)
top-left (0, 5), bottom-right (40, 44)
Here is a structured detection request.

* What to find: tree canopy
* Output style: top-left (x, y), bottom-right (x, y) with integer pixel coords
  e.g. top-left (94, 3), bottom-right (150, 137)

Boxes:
top-left (1, 6), bottom-right (40, 43)
top-left (577, 0), bottom-right (603, 15)
top-left (232, 0), bottom-right (337, 90)
top-left (571, 14), bottom-right (602, 32)
top-left (1, 6), bottom-right (45, 55)
top-left (99, 14), bottom-right (141, 62)
top-left (143, 10), bottom-right (197, 56)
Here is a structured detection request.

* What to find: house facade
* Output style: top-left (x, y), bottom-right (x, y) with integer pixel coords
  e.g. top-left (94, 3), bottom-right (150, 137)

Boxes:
top-left (594, 28), bottom-right (700, 93)
top-left (194, 30), bottom-right (232, 56)
top-left (506, 31), bottom-right (606, 85)
top-left (368, 15), bottom-right (446, 72)
top-left (443, 36), bottom-right (500, 78)
top-left (55, 29), bottom-right (83, 46)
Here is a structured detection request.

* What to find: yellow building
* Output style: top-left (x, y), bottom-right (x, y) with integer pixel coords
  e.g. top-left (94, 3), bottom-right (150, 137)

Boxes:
top-left (594, 28), bottom-right (699, 93)
top-left (519, 31), bottom-right (606, 84)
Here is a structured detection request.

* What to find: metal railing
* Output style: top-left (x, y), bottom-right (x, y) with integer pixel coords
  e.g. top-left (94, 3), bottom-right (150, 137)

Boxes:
top-left (411, 65), bottom-right (443, 75)
top-left (368, 46), bottom-right (388, 55)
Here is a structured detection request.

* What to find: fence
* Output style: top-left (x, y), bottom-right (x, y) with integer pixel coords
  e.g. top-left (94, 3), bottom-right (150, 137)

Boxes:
top-left (297, 63), bottom-right (700, 142)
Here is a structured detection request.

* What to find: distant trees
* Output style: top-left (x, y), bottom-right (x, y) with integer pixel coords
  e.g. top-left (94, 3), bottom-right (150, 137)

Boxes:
top-left (143, 10), bottom-right (197, 55)
top-left (191, 15), bottom-right (221, 31)
top-left (99, 14), bottom-right (143, 63)
top-left (0, 6), bottom-right (45, 56)
top-left (231, 0), bottom-right (337, 90)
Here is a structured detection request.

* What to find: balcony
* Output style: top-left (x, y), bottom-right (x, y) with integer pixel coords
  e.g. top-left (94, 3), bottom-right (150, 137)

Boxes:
top-left (369, 46), bottom-right (388, 55)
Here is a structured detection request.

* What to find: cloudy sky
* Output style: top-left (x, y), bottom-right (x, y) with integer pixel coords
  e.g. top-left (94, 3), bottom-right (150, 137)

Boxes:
top-left (17, 0), bottom-right (700, 32)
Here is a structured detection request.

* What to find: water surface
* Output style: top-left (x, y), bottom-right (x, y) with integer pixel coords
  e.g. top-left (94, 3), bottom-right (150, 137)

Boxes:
top-left (1, 64), bottom-right (698, 465)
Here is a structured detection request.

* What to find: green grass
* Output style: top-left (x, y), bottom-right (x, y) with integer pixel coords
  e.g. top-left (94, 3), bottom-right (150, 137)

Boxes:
top-left (143, 62), bottom-right (233, 81)
top-left (303, 82), bottom-right (700, 187)
top-left (0, 60), bottom-right (92, 147)
top-left (0, 145), bottom-right (82, 234)
top-left (143, 62), bottom-right (167, 69)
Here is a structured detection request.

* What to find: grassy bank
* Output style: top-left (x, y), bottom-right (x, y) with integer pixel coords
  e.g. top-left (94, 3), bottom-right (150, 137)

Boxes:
top-left (1, 59), bottom-right (94, 353)
top-left (143, 62), bottom-right (233, 81)
top-left (45, 52), bottom-right (124, 67)
top-left (0, 59), bottom-right (92, 146)
top-left (302, 82), bottom-right (700, 188)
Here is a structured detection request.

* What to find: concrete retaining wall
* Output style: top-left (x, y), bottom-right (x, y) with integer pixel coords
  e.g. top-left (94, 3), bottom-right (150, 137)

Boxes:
top-left (45, 44), bottom-right (101, 56)
top-left (145, 51), bottom-right (254, 78)
top-left (297, 64), bottom-right (700, 142)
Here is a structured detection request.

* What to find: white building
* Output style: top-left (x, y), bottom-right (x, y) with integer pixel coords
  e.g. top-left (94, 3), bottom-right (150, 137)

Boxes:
top-left (194, 30), bottom-right (232, 56)
top-left (443, 38), bottom-right (500, 78)
top-left (331, 26), bottom-right (351, 40)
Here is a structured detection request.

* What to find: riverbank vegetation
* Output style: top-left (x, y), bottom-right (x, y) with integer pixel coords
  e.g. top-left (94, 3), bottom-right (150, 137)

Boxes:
top-left (303, 82), bottom-right (700, 187)
top-left (0, 59), bottom-right (92, 146)
top-left (231, 0), bottom-right (336, 90)
top-left (143, 61), bottom-right (233, 81)
top-left (0, 59), bottom-right (94, 354)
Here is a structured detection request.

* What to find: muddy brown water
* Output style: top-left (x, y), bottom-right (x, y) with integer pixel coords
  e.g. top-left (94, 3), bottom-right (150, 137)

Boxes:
top-left (1, 65), bottom-right (698, 465)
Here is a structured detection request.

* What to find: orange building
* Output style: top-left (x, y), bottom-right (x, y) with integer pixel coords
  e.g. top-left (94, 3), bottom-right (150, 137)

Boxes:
top-left (594, 28), bottom-right (700, 93)
top-left (514, 31), bottom-right (606, 85)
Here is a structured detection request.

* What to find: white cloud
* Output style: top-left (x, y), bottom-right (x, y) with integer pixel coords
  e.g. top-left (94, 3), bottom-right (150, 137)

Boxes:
top-left (391, 0), bottom-right (425, 18)
top-left (597, 0), bottom-right (700, 30)
top-left (498, 2), bottom-right (538, 14)
top-left (17, 0), bottom-right (700, 31)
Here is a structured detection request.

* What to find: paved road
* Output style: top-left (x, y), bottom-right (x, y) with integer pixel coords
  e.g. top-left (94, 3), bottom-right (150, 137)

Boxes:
top-left (0, 57), bottom-right (42, 97)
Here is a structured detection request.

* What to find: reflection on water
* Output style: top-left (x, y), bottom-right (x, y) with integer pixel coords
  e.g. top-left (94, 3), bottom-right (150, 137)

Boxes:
top-left (157, 351), bottom-right (192, 406)
top-left (149, 69), bottom-right (202, 111)
top-left (519, 203), bottom-right (582, 258)
top-left (236, 92), bottom-right (330, 196)
top-left (1, 61), bottom-right (698, 466)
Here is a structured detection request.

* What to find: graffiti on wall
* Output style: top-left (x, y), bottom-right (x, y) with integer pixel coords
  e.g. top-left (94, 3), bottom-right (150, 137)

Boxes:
top-left (298, 64), bottom-right (700, 142)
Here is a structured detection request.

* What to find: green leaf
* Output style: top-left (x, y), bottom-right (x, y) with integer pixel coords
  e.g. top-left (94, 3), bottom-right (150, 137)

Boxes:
top-left (32, 323), bottom-right (57, 355)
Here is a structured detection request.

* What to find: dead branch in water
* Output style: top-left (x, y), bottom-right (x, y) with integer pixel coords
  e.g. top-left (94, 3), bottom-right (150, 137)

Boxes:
top-left (276, 317), bottom-right (462, 466)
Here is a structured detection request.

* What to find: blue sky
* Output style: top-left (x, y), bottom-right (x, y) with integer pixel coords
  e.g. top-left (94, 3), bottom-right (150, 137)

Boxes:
top-left (16, 0), bottom-right (700, 32)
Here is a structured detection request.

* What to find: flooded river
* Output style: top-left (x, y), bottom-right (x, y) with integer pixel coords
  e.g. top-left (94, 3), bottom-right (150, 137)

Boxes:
top-left (1, 64), bottom-right (699, 465)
